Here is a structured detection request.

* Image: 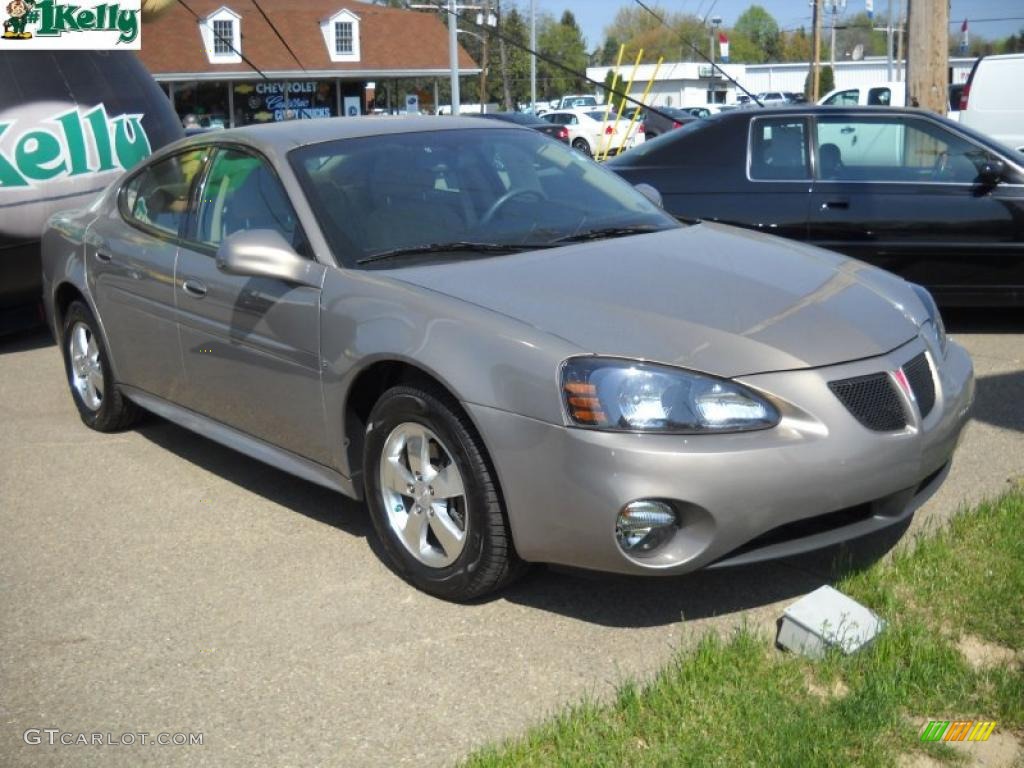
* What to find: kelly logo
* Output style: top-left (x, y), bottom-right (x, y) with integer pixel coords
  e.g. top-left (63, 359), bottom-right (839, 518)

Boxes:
top-left (921, 720), bottom-right (997, 743)
top-left (1, 0), bottom-right (140, 49)
top-left (0, 105), bottom-right (151, 188)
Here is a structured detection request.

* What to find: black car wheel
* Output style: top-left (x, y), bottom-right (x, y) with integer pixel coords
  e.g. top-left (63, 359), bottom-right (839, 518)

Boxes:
top-left (363, 384), bottom-right (526, 601)
top-left (61, 300), bottom-right (142, 431)
top-left (572, 138), bottom-right (592, 157)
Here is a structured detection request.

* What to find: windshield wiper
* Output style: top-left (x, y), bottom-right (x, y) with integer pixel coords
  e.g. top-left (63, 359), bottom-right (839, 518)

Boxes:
top-left (549, 225), bottom-right (665, 244)
top-left (356, 241), bottom-right (553, 265)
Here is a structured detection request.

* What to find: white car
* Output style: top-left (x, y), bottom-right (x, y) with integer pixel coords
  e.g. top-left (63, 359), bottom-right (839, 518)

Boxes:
top-left (553, 94), bottom-right (600, 110)
top-left (959, 54), bottom-right (1024, 151)
top-left (542, 109), bottom-right (645, 158)
top-left (818, 82), bottom-right (907, 107)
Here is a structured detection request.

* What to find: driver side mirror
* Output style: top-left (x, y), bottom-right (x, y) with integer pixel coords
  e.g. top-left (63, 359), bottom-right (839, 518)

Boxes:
top-left (634, 183), bottom-right (663, 208)
top-left (977, 156), bottom-right (1006, 187)
top-left (216, 229), bottom-right (324, 288)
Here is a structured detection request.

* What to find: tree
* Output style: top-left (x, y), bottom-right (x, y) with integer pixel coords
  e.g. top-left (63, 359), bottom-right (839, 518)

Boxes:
top-left (537, 10), bottom-right (588, 99)
top-left (602, 5), bottom-right (706, 63)
top-left (599, 35), bottom-right (622, 65)
top-left (834, 12), bottom-right (887, 60)
top-left (781, 27), bottom-right (812, 62)
top-left (805, 64), bottom-right (834, 100)
top-left (497, 5), bottom-right (531, 109)
top-left (732, 5), bottom-right (781, 62)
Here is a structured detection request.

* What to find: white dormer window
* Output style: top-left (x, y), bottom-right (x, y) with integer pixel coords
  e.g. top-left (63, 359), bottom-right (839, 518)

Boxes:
top-left (321, 9), bottom-right (360, 62)
top-left (335, 21), bottom-right (353, 54)
top-left (201, 7), bottom-right (241, 63)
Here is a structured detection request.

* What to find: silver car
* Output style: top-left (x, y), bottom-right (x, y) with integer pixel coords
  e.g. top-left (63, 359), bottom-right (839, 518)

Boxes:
top-left (41, 117), bottom-right (974, 601)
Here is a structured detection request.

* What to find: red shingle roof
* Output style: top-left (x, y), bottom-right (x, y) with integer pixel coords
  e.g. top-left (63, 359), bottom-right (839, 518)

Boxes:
top-left (139, 1), bottom-right (477, 76)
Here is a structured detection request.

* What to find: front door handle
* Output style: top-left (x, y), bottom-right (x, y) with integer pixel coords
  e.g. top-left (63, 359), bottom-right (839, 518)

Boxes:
top-left (182, 279), bottom-right (208, 298)
top-left (95, 251), bottom-right (112, 263)
top-left (820, 198), bottom-right (850, 210)
top-left (840, 126), bottom-right (856, 134)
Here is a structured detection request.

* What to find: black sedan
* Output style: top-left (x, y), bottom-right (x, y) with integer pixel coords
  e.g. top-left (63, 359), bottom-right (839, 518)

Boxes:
top-left (609, 106), bottom-right (1024, 306)
top-left (641, 106), bottom-right (701, 139)
top-left (475, 111), bottom-right (570, 143)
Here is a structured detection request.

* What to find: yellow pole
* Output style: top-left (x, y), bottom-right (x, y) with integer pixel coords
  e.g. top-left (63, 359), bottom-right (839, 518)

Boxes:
top-left (601, 48), bottom-right (643, 161)
top-left (616, 56), bottom-right (663, 156)
top-left (599, 43), bottom-right (625, 128)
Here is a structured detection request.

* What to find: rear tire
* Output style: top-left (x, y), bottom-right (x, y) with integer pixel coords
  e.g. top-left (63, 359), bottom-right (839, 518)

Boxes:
top-left (363, 384), bottom-right (526, 601)
top-left (61, 300), bottom-right (142, 432)
top-left (572, 138), bottom-right (593, 157)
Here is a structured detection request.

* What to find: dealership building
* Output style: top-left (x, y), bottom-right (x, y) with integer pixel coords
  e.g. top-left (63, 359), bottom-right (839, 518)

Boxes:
top-left (138, 0), bottom-right (478, 127)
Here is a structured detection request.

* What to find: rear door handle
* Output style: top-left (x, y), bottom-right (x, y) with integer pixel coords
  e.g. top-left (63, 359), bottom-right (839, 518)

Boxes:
top-left (182, 279), bottom-right (207, 298)
top-left (840, 126), bottom-right (856, 134)
top-left (820, 198), bottom-right (850, 210)
top-left (95, 251), bottom-right (112, 263)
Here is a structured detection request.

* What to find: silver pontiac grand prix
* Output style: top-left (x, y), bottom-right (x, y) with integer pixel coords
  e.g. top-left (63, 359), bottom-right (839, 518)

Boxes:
top-left (41, 117), bottom-right (974, 601)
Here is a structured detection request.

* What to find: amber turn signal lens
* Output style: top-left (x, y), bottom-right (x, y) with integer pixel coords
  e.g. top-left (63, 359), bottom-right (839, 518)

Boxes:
top-left (563, 381), bottom-right (607, 424)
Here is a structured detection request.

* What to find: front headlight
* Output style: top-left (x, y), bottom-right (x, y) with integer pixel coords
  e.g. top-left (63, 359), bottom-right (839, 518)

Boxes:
top-left (561, 357), bottom-right (780, 433)
top-left (910, 284), bottom-right (947, 357)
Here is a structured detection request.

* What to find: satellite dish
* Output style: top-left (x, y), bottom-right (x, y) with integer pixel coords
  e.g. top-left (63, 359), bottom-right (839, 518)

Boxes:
top-left (852, 43), bottom-right (865, 61)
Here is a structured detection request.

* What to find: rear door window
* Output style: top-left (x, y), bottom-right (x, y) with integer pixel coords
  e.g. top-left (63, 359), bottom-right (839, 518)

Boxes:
top-left (121, 149), bottom-right (207, 236)
top-left (749, 117), bottom-right (811, 180)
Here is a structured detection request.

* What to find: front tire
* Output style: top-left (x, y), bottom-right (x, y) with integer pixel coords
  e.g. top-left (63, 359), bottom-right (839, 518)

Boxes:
top-left (61, 300), bottom-right (141, 432)
top-left (363, 385), bottom-right (524, 601)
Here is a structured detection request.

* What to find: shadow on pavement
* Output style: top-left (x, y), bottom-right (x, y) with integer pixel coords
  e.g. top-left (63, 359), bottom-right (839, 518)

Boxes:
top-left (497, 519), bottom-right (910, 628)
top-left (944, 307), bottom-right (1023, 334)
top-left (135, 418), bottom-right (375, 543)
top-left (136, 411), bottom-right (912, 628)
top-left (0, 327), bottom-right (52, 354)
top-left (973, 369), bottom-right (1024, 433)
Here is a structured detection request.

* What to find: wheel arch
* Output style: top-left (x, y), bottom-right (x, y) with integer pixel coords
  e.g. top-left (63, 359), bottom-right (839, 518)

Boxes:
top-left (341, 359), bottom-right (508, 521)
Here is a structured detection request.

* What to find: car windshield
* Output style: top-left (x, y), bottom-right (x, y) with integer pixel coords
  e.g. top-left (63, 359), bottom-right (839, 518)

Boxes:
top-left (290, 128), bottom-right (679, 267)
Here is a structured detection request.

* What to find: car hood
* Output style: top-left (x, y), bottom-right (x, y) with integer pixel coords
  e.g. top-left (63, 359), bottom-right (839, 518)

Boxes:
top-left (386, 223), bottom-right (920, 378)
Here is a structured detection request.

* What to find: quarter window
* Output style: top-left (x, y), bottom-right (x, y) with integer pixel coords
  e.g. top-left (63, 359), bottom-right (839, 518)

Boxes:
top-left (815, 117), bottom-right (991, 183)
top-left (196, 148), bottom-right (302, 250)
top-left (121, 150), bottom-right (207, 236)
top-left (749, 118), bottom-right (810, 180)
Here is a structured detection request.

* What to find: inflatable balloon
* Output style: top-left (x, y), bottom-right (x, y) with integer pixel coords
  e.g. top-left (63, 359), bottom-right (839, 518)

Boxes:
top-left (0, 52), bottom-right (182, 332)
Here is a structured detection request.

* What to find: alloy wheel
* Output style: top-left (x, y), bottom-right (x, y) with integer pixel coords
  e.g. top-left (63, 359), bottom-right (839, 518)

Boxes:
top-left (378, 422), bottom-right (468, 568)
top-left (68, 321), bottom-right (103, 411)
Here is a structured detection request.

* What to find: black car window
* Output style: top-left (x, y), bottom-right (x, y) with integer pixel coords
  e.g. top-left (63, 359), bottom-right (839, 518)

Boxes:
top-left (815, 116), bottom-right (990, 183)
top-left (121, 149), bottom-right (207, 237)
top-left (867, 87), bottom-right (892, 106)
top-left (195, 148), bottom-right (301, 250)
top-left (749, 118), bottom-right (811, 181)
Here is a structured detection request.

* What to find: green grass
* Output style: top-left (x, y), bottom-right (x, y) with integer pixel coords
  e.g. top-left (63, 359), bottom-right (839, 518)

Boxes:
top-left (464, 491), bottom-right (1024, 768)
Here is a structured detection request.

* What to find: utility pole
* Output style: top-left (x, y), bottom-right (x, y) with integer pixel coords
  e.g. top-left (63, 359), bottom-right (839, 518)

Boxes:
top-left (448, 0), bottom-right (460, 115)
top-left (477, 1), bottom-right (490, 109)
top-left (811, 0), bottom-right (822, 101)
top-left (529, 0), bottom-right (536, 112)
top-left (906, 0), bottom-right (948, 113)
top-left (895, 0), bottom-right (905, 80)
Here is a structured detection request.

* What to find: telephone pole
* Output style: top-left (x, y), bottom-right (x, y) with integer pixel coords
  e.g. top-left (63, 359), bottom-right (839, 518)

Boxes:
top-left (906, 0), bottom-right (947, 113)
top-left (811, 0), bottom-right (823, 101)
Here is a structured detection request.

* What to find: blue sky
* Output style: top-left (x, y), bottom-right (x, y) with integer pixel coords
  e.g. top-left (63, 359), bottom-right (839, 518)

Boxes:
top-left (529, 0), bottom-right (1024, 50)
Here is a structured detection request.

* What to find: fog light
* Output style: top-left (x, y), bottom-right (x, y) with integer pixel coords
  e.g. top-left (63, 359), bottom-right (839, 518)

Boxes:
top-left (616, 500), bottom-right (677, 554)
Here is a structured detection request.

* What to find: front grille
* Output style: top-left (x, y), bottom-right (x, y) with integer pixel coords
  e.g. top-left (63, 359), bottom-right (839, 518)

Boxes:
top-left (828, 373), bottom-right (906, 431)
top-left (903, 352), bottom-right (936, 418)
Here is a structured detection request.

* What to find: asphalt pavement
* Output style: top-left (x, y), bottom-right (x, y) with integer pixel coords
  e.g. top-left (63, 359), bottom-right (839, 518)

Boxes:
top-left (2, 311), bottom-right (1022, 767)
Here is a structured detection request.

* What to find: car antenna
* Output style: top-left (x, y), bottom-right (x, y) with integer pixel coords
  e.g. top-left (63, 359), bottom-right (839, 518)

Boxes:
top-left (428, 1), bottom-right (681, 124)
top-left (634, 0), bottom-right (765, 108)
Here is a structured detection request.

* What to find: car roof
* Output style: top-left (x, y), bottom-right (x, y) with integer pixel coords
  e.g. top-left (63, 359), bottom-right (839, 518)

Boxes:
top-left (161, 115), bottom-right (521, 157)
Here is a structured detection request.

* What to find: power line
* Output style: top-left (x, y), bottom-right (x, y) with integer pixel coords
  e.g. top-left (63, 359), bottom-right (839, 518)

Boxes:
top-left (424, 1), bottom-right (680, 121)
top-left (173, 0), bottom-right (274, 83)
top-left (632, 0), bottom-right (764, 106)
top-left (251, 0), bottom-right (307, 72)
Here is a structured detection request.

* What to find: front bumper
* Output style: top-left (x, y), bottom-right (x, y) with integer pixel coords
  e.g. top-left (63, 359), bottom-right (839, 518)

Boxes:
top-left (469, 336), bottom-right (974, 576)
